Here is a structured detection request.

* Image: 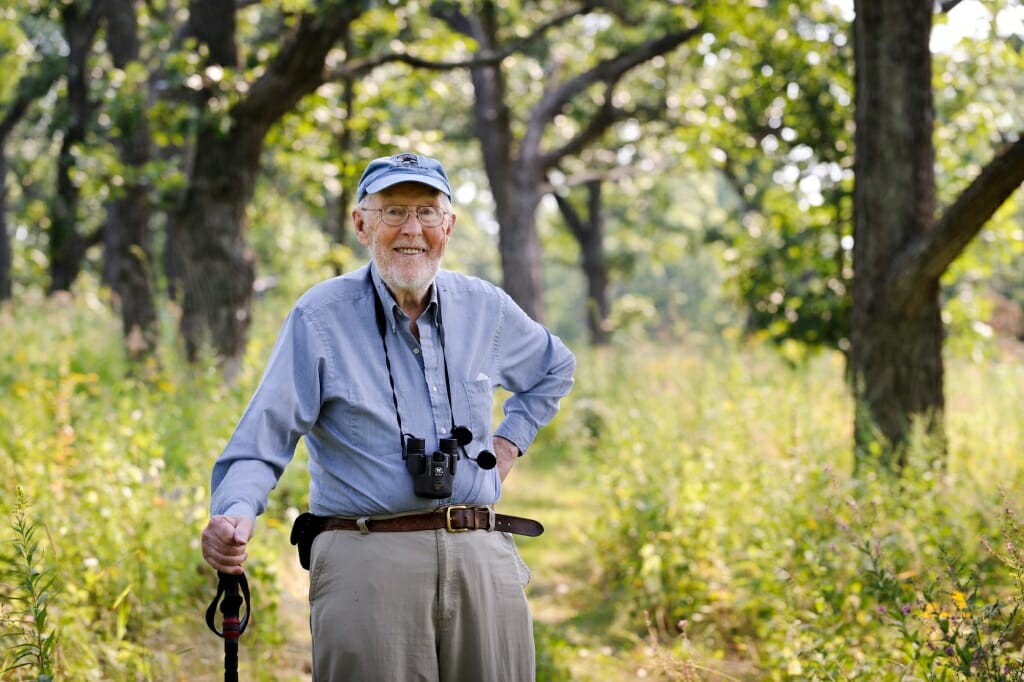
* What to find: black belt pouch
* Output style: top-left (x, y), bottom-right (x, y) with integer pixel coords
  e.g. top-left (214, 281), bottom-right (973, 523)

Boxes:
top-left (289, 512), bottom-right (327, 570)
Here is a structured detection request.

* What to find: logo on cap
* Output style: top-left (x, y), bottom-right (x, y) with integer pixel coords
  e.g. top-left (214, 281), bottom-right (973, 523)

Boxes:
top-left (394, 153), bottom-right (420, 167)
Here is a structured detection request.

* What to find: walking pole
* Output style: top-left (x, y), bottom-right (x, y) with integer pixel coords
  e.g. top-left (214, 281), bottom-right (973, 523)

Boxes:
top-left (206, 571), bottom-right (251, 682)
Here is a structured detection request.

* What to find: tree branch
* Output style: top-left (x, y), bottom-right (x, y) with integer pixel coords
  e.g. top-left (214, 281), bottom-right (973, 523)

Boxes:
top-left (233, 3), bottom-right (363, 126)
top-left (540, 82), bottom-right (618, 166)
top-left (542, 160), bottom-right (654, 194)
top-left (543, 95), bottom-right (670, 169)
top-left (432, 0), bottom-right (597, 51)
top-left (407, 0), bottom-right (600, 83)
top-left (717, 149), bottom-right (764, 218)
top-left (324, 50), bottom-right (504, 82)
top-left (888, 133), bottom-right (1024, 313)
top-left (553, 192), bottom-right (588, 242)
top-left (0, 61), bottom-right (62, 140)
top-left (530, 26), bottom-right (699, 126)
top-left (523, 25), bottom-right (701, 162)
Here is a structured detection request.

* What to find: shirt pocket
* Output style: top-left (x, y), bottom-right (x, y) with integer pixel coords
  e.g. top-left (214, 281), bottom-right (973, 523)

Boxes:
top-left (456, 377), bottom-right (494, 442)
top-left (342, 384), bottom-right (404, 456)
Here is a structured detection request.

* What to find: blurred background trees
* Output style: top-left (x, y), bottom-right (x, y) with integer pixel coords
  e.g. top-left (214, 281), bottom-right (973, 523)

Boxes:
top-left (2, 0), bottom-right (1022, 470)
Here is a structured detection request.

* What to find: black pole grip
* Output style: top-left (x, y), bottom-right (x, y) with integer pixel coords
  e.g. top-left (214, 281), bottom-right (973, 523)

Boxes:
top-left (206, 571), bottom-right (251, 681)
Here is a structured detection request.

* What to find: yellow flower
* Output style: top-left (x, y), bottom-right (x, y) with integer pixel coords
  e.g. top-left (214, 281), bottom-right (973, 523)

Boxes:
top-left (951, 591), bottom-right (968, 610)
top-left (922, 602), bottom-right (951, 620)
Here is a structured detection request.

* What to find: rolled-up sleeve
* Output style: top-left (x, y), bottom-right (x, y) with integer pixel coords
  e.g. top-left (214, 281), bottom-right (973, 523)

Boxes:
top-left (492, 295), bottom-right (575, 454)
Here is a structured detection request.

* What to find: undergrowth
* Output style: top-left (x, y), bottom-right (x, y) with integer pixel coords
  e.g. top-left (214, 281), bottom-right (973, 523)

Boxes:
top-left (2, 288), bottom-right (1023, 680)
top-left (562, 341), bottom-right (1024, 679)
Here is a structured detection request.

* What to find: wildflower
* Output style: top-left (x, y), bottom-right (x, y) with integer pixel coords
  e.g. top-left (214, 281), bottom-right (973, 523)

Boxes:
top-left (922, 602), bottom-right (951, 620)
top-left (951, 591), bottom-right (967, 610)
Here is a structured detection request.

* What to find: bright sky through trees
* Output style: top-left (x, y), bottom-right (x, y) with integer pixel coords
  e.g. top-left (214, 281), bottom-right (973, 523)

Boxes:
top-left (829, 0), bottom-right (1024, 51)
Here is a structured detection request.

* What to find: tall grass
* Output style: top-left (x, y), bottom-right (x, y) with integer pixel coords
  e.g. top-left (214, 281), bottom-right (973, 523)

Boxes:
top-left (1, 289), bottom-right (295, 680)
top-left (555, 340), bottom-right (1024, 680)
top-left (2, 286), bottom-right (1023, 680)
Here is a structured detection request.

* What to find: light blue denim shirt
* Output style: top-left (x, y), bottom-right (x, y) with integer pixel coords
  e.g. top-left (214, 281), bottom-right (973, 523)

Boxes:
top-left (210, 262), bottom-right (576, 519)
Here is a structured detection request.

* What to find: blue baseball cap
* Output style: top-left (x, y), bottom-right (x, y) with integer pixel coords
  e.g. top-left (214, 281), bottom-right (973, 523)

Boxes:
top-left (356, 153), bottom-right (452, 202)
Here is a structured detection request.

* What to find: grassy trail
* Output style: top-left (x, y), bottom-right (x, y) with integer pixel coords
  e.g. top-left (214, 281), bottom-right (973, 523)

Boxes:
top-left (497, 455), bottom-right (645, 681)
top-left (504, 456), bottom-right (757, 682)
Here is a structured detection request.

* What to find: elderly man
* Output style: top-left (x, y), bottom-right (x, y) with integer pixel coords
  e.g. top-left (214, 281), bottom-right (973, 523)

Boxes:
top-left (200, 152), bottom-right (575, 681)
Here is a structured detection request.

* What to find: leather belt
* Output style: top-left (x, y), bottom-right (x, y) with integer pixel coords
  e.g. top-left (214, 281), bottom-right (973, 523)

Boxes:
top-left (322, 505), bottom-right (543, 537)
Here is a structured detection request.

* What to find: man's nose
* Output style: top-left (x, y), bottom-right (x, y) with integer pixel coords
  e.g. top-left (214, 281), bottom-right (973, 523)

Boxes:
top-left (399, 211), bottom-right (424, 232)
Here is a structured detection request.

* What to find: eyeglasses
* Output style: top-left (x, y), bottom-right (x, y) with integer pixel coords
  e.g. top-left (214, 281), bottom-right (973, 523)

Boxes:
top-left (360, 204), bottom-right (449, 227)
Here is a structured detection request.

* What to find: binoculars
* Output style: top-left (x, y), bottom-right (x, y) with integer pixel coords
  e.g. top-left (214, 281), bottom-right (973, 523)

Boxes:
top-left (405, 437), bottom-right (458, 499)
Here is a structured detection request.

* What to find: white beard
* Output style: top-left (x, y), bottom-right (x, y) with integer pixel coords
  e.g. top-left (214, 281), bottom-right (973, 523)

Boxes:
top-left (370, 233), bottom-right (443, 298)
top-left (376, 256), bottom-right (441, 295)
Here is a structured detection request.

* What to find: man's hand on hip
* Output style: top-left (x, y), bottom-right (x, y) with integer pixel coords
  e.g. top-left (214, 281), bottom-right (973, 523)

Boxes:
top-left (493, 436), bottom-right (520, 482)
top-left (201, 515), bottom-right (254, 574)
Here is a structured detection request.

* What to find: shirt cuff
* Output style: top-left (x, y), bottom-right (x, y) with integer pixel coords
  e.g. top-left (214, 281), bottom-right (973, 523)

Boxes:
top-left (494, 416), bottom-right (536, 456)
top-left (217, 502), bottom-right (258, 520)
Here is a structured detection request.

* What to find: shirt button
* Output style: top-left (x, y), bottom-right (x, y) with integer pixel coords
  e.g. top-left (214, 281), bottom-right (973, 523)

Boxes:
top-left (431, 386), bottom-right (438, 392)
top-left (413, 348), bottom-right (420, 354)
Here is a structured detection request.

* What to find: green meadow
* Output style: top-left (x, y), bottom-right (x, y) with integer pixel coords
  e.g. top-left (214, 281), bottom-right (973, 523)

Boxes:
top-left (3, 288), bottom-right (1024, 681)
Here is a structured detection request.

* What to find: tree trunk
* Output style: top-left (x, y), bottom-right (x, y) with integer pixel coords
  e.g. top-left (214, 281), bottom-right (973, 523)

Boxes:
top-left (463, 28), bottom-right (546, 317)
top-left (173, 121), bottom-right (262, 369)
top-left (0, 148), bottom-right (10, 301)
top-left (498, 167), bottom-right (546, 322)
top-left (50, 1), bottom-right (99, 293)
top-left (850, 0), bottom-right (1024, 471)
top-left (100, 0), bottom-right (158, 361)
top-left (581, 181), bottom-right (609, 345)
top-left (329, 41), bottom-right (356, 277)
top-left (174, 2), bottom-right (364, 375)
top-left (850, 0), bottom-right (943, 469)
top-left (555, 181), bottom-right (610, 345)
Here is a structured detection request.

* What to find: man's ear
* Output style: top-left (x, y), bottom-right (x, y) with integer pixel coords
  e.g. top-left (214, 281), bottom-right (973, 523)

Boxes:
top-left (352, 208), bottom-right (371, 246)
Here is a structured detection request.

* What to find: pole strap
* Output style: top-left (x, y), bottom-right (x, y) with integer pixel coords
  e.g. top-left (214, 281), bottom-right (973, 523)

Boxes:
top-left (206, 571), bottom-right (251, 638)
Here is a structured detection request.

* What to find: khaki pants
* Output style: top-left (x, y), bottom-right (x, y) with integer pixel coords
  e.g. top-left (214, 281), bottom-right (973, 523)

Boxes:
top-left (308, 526), bottom-right (535, 682)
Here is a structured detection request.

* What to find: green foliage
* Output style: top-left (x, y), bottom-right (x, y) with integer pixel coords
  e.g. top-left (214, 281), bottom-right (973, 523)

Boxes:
top-left (681, 0), bottom-right (856, 352)
top-left (857, 541), bottom-right (1024, 680)
top-left (565, 341), bottom-right (1024, 678)
top-left (0, 288), bottom-right (294, 679)
top-left (2, 488), bottom-right (58, 681)
top-left (2, 276), bottom-right (1023, 678)
top-left (4, 0), bottom-right (1020, 363)
top-left (534, 621), bottom-right (574, 682)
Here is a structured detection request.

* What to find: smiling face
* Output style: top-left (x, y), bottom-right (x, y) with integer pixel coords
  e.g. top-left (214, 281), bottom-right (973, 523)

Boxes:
top-left (354, 182), bottom-right (455, 312)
